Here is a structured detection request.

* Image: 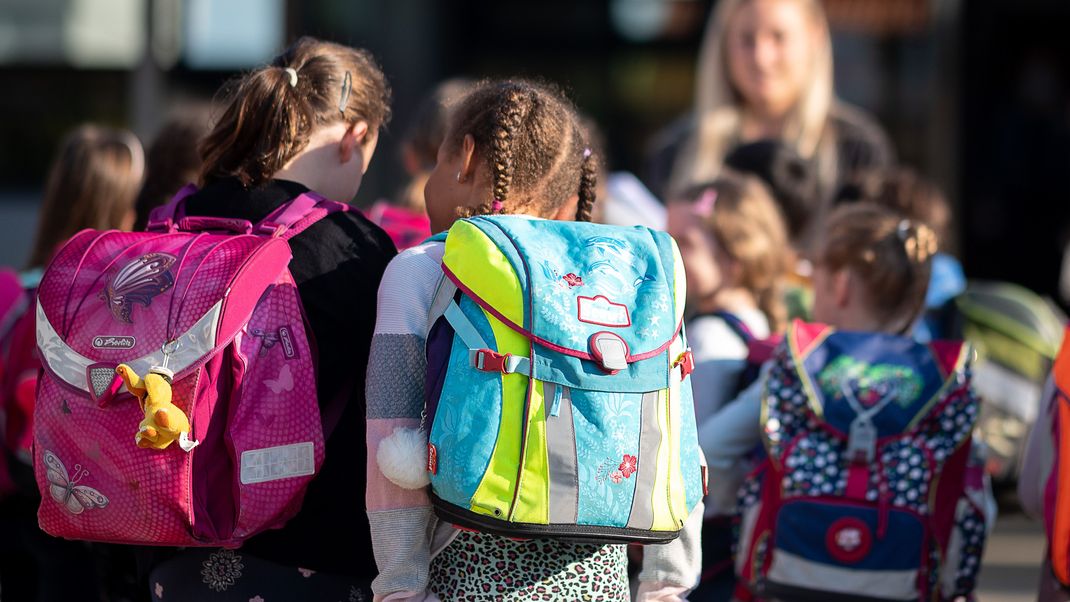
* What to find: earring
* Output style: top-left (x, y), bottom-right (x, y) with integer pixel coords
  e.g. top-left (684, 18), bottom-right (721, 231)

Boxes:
top-left (456, 171), bottom-right (464, 183)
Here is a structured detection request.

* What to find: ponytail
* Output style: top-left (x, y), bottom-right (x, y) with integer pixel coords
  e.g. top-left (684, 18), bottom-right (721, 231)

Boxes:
top-left (200, 37), bottom-right (390, 188)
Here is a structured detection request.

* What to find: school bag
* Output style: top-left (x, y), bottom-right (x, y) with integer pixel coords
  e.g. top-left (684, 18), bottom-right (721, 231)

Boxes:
top-left (1043, 326), bottom-right (1070, 587)
top-left (736, 321), bottom-right (988, 602)
top-left (423, 215), bottom-right (705, 544)
top-left (0, 268), bottom-right (30, 497)
top-left (951, 281), bottom-right (1065, 483)
top-left (31, 185), bottom-right (345, 547)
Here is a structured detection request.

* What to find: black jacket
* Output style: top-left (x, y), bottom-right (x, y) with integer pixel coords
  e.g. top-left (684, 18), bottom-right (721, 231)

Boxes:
top-left (175, 178), bottom-right (396, 576)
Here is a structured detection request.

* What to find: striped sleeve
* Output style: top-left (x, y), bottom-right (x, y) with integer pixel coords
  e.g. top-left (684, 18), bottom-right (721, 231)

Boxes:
top-left (366, 242), bottom-right (446, 602)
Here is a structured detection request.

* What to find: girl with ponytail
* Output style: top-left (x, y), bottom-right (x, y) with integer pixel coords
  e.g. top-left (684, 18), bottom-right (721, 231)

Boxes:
top-left (145, 37), bottom-right (397, 601)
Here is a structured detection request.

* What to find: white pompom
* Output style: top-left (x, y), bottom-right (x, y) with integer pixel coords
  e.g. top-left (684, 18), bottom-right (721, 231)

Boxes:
top-left (376, 427), bottom-right (431, 489)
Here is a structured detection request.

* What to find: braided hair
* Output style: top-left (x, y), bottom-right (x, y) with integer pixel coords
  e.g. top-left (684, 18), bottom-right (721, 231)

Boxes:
top-left (444, 80), bottom-right (597, 222)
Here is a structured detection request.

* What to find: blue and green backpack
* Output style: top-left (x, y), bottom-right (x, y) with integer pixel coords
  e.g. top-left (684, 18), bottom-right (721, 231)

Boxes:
top-left (423, 215), bottom-right (705, 544)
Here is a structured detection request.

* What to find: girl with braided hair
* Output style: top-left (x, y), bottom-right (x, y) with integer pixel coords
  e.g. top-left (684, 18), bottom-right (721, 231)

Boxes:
top-left (365, 79), bottom-right (700, 601)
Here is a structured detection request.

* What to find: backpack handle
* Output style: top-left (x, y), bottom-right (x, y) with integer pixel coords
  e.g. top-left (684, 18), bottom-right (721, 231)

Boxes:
top-left (146, 185), bottom-right (352, 238)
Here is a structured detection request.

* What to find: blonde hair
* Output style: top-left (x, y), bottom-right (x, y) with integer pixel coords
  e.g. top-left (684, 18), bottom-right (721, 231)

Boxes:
top-left (678, 173), bottom-right (790, 333)
top-left (818, 203), bottom-right (937, 334)
top-left (669, 0), bottom-right (834, 197)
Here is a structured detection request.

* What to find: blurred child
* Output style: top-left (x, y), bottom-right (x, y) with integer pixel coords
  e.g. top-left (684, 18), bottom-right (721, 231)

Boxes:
top-left (366, 79), bottom-right (471, 248)
top-left (667, 173), bottom-right (788, 424)
top-left (133, 106), bottom-right (212, 229)
top-left (366, 79), bottom-right (702, 601)
top-left (701, 203), bottom-right (989, 601)
top-left (723, 140), bottom-right (822, 320)
top-left (1021, 332), bottom-right (1070, 602)
top-left (0, 124), bottom-right (143, 602)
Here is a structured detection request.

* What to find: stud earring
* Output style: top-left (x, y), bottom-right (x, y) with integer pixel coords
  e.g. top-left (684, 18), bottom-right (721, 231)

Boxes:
top-left (456, 171), bottom-right (464, 183)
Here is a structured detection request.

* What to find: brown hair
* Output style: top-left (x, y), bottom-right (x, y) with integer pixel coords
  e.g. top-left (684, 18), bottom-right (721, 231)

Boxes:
top-left (678, 173), bottom-right (790, 332)
top-left (28, 125), bottom-right (144, 269)
top-left (200, 37), bottom-right (391, 188)
top-left (443, 79), bottom-right (598, 222)
top-left (818, 202), bottom-right (938, 333)
top-left (134, 107), bottom-right (212, 229)
top-left (836, 167), bottom-right (952, 252)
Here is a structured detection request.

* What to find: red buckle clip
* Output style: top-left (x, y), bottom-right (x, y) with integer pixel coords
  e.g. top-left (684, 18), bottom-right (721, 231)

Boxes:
top-left (674, 350), bottom-right (695, 380)
top-left (474, 349), bottom-right (511, 373)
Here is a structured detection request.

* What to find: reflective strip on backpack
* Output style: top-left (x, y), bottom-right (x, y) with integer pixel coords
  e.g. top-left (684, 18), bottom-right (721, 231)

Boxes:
top-left (36, 298), bottom-right (222, 394)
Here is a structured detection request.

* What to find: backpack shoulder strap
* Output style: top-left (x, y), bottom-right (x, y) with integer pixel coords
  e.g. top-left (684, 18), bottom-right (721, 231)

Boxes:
top-left (710, 310), bottom-right (756, 345)
top-left (255, 192), bottom-right (354, 240)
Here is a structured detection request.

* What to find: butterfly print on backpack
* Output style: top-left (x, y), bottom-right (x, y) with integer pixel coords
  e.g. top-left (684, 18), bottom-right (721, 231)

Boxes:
top-left (43, 449), bottom-right (109, 515)
top-left (99, 252), bottom-right (176, 323)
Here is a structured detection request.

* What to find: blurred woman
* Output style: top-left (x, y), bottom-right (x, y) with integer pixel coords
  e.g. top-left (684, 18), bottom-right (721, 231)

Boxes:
top-left (648, 0), bottom-right (893, 247)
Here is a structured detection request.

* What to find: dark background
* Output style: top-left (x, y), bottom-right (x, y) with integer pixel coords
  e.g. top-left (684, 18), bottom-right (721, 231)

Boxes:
top-left (1, 0), bottom-right (1067, 307)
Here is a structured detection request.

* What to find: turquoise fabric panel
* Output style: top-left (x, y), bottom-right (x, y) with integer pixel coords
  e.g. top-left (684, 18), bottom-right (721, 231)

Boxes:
top-left (429, 297), bottom-right (504, 507)
top-left (570, 389), bottom-right (644, 527)
top-left (677, 374), bottom-right (704, 513)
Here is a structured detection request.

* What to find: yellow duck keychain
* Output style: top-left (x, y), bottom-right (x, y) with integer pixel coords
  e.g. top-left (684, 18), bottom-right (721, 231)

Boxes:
top-left (115, 364), bottom-right (197, 451)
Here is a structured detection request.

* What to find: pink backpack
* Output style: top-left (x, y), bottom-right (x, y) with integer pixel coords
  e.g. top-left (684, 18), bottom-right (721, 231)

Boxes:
top-left (33, 185), bottom-right (346, 547)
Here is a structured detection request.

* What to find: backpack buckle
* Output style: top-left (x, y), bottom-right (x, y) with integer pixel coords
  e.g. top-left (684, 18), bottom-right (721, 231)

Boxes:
top-left (674, 350), bottom-right (695, 381)
top-left (471, 349), bottom-right (511, 373)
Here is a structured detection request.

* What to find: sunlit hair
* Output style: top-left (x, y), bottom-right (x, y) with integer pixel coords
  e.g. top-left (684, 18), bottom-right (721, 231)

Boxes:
top-left (668, 0), bottom-right (834, 197)
top-left (200, 36), bottom-right (391, 188)
top-left (675, 172), bottom-right (790, 332)
top-left (28, 125), bottom-right (144, 269)
top-left (817, 202), bottom-right (937, 334)
top-left (444, 79), bottom-right (598, 222)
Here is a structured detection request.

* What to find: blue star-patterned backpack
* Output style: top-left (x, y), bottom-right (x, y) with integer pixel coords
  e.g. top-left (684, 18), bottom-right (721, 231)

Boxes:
top-left (736, 321), bottom-right (989, 602)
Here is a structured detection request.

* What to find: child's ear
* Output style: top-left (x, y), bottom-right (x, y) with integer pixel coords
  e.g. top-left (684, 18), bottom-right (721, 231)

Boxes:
top-left (458, 134), bottom-right (478, 182)
top-left (339, 121), bottom-right (370, 163)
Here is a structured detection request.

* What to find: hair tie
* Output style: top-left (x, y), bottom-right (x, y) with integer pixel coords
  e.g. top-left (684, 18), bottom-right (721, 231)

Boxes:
top-left (284, 67), bottom-right (298, 88)
top-left (491, 199), bottom-right (504, 212)
top-left (693, 189), bottom-right (717, 217)
top-left (583, 147), bottom-right (592, 159)
top-left (896, 218), bottom-right (911, 242)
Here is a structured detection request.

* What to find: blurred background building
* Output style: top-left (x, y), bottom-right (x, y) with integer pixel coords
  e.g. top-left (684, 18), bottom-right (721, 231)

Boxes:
top-left (0, 0), bottom-right (1068, 309)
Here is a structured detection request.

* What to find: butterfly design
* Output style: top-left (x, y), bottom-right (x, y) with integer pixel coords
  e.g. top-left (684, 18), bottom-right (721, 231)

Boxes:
top-left (265, 364), bottom-right (294, 394)
top-left (43, 449), bottom-right (109, 515)
top-left (99, 253), bottom-right (177, 323)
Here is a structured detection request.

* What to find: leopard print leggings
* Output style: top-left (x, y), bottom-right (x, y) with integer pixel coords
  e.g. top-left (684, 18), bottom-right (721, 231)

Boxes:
top-left (429, 531), bottom-right (629, 601)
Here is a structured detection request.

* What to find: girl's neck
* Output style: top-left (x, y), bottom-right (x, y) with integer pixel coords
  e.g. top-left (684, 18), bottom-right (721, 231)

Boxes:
top-left (694, 287), bottom-right (758, 317)
top-left (740, 107), bottom-right (789, 141)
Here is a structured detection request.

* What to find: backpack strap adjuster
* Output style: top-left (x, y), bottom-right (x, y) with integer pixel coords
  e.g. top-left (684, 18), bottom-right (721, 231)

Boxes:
top-left (472, 349), bottom-right (510, 373)
top-left (470, 349), bottom-right (529, 375)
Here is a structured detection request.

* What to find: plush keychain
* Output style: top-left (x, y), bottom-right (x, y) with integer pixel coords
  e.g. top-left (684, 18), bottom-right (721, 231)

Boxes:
top-left (377, 427), bottom-right (431, 490)
top-left (115, 364), bottom-right (197, 451)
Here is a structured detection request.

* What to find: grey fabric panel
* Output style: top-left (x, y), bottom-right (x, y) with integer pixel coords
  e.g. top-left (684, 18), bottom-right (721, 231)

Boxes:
top-left (544, 382), bottom-right (579, 524)
top-left (627, 390), bottom-right (663, 530)
top-left (365, 333), bottom-right (427, 419)
top-left (368, 507), bottom-right (434, 596)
